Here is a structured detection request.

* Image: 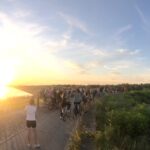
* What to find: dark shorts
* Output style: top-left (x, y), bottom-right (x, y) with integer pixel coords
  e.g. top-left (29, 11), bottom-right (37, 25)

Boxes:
top-left (74, 102), bottom-right (81, 105)
top-left (26, 120), bottom-right (36, 128)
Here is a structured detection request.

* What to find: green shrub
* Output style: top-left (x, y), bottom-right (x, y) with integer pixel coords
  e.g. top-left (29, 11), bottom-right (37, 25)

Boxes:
top-left (127, 90), bottom-right (150, 104)
top-left (95, 90), bottom-right (150, 150)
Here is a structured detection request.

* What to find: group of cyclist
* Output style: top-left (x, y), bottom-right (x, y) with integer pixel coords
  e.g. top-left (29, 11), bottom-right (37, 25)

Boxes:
top-left (38, 84), bottom-right (144, 121)
top-left (38, 86), bottom-right (97, 120)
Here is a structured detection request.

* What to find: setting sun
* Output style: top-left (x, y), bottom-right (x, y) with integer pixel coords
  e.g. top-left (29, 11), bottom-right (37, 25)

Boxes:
top-left (0, 60), bottom-right (15, 99)
top-left (0, 86), bottom-right (7, 99)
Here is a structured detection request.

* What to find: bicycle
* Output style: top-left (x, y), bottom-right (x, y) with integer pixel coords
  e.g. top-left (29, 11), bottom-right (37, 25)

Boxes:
top-left (73, 102), bottom-right (82, 118)
top-left (60, 102), bottom-right (71, 121)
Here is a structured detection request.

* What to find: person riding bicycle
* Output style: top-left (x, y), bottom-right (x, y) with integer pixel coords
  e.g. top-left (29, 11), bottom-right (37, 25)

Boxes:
top-left (65, 90), bottom-right (71, 113)
top-left (59, 90), bottom-right (68, 120)
top-left (73, 89), bottom-right (83, 116)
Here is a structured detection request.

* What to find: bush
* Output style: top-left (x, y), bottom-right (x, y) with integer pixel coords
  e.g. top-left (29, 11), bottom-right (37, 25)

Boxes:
top-left (95, 90), bottom-right (150, 150)
top-left (126, 90), bottom-right (150, 104)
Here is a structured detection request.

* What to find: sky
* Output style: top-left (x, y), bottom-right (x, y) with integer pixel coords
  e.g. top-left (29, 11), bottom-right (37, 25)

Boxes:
top-left (0, 0), bottom-right (150, 85)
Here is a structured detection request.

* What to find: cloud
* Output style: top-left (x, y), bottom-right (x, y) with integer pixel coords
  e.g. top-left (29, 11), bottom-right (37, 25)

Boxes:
top-left (135, 5), bottom-right (148, 25)
top-left (86, 61), bottom-right (102, 68)
top-left (104, 59), bottom-right (138, 72)
top-left (129, 49), bottom-right (140, 55)
top-left (0, 9), bottom-right (147, 85)
top-left (0, 12), bottom-right (8, 23)
top-left (112, 24), bottom-right (132, 47)
top-left (115, 48), bottom-right (140, 56)
top-left (115, 24), bottom-right (132, 37)
top-left (111, 71), bottom-right (121, 75)
top-left (59, 12), bottom-right (91, 34)
top-left (63, 59), bottom-right (103, 75)
top-left (88, 47), bottom-right (140, 63)
top-left (64, 60), bottom-right (87, 74)
top-left (91, 49), bottom-right (108, 57)
top-left (54, 41), bottom-right (142, 75)
top-left (104, 64), bottom-right (128, 71)
top-left (13, 10), bottom-right (31, 18)
top-left (44, 38), bottom-right (69, 52)
top-left (135, 5), bottom-right (150, 32)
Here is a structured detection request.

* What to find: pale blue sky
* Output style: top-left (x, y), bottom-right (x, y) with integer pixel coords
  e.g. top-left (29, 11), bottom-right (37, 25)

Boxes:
top-left (0, 0), bottom-right (150, 84)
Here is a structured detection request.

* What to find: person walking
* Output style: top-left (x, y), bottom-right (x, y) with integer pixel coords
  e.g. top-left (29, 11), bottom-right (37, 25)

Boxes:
top-left (25, 97), bottom-right (40, 148)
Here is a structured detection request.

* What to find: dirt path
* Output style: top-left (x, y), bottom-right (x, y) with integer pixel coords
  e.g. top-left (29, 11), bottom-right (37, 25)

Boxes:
top-left (0, 107), bottom-right (75, 150)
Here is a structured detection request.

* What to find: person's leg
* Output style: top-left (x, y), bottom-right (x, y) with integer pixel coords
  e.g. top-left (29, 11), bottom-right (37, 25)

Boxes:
top-left (27, 128), bottom-right (32, 146)
top-left (60, 104), bottom-right (63, 119)
top-left (78, 103), bottom-right (81, 115)
top-left (33, 128), bottom-right (40, 147)
top-left (30, 121), bottom-right (40, 148)
top-left (26, 121), bottom-right (32, 146)
top-left (74, 103), bottom-right (77, 117)
top-left (67, 103), bottom-right (71, 116)
top-left (62, 106), bottom-right (66, 121)
top-left (33, 128), bottom-right (38, 144)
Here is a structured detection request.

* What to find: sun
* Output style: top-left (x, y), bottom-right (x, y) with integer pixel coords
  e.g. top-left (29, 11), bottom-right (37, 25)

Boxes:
top-left (0, 86), bottom-right (7, 99)
top-left (0, 60), bottom-right (15, 99)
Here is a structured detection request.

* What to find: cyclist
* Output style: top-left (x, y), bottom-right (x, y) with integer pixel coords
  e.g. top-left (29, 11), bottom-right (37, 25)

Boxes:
top-left (73, 89), bottom-right (83, 117)
top-left (59, 90), bottom-right (67, 121)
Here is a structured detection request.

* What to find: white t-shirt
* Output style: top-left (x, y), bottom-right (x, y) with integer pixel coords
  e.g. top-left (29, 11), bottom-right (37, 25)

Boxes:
top-left (25, 105), bottom-right (37, 121)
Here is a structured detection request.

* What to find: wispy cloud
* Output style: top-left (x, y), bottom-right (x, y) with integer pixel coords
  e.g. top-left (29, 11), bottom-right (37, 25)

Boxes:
top-left (113, 24), bottom-right (132, 47)
top-left (129, 49), bottom-right (140, 55)
top-left (53, 40), bottom-right (142, 75)
top-left (91, 49), bottom-right (108, 57)
top-left (104, 63), bottom-right (129, 71)
top-left (88, 47), bottom-right (140, 61)
top-left (64, 60), bottom-right (87, 74)
top-left (59, 12), bottom-right (91, 35)
top-left (103, 56), bottom-right (144, 80)
top-left (115, 24), bottom-right (132, 37)
top-left (135, 5), bottom-right (148, 25)
top-left (135, 5), bottom-right (150, 32)
top-left (111, 71), bottom-right (121, 75)
top-left (63, 59), bottom-right (103, 75)
top-left (44, 38), bottom-right (69, 52)
top-left (13, 10), bottom-right (31, 18)
top-left (115, 48), bottom-right (140, 56)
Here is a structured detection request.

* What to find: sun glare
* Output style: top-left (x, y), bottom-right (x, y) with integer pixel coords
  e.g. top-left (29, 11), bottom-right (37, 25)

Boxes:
top-left (0, 60), bottom-right (15, 99)
top-left (0, 86), bottom-right (7, 99)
